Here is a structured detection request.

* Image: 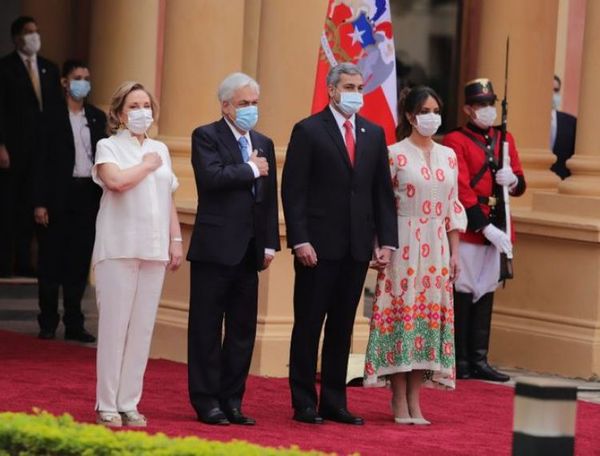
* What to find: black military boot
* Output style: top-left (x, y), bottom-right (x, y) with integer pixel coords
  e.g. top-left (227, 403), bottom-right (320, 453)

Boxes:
top-left (468, 293), bottom-right (510, 382)
top-left (453, 291), bottom-right (472, 379)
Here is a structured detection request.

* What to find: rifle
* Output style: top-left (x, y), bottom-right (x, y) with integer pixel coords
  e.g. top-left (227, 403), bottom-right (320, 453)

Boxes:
top-left (499, 37), bottom-right (514, 280)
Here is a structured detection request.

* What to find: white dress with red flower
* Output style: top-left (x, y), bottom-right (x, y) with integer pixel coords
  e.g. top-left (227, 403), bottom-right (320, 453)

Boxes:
top-left (364, 138), bottom-right (467, 389)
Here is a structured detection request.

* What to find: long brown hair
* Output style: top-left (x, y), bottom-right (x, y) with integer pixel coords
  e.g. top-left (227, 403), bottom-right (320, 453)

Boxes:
top-left (396, 86), bottom-right (443, 140)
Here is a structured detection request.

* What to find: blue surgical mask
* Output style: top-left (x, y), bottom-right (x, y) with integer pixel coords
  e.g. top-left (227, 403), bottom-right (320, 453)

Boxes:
top-left (69, 80), bottom-right (91, 100)
top-left (337, 91), bottom-right (363, 116)
top-left (552, 93), bottom-right (561, 110)
top-left (234, 105), bottom-right (258, 131)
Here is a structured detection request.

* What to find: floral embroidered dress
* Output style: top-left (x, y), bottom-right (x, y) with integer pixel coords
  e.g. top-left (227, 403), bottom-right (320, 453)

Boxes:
top-left (364, 138), bottom-right (467, 389)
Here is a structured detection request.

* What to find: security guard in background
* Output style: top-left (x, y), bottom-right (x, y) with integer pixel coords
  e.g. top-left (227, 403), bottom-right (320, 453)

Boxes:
top-left (443, 79), bottom-right (526, 382)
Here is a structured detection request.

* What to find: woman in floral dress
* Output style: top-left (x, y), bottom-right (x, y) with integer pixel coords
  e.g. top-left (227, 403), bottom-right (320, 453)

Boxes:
top-left (364, 86), bottom-right (467, 425)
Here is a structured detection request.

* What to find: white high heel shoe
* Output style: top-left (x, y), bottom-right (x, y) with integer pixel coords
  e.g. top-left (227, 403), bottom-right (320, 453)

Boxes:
top-left (391, 400), bottom-right (414, 425)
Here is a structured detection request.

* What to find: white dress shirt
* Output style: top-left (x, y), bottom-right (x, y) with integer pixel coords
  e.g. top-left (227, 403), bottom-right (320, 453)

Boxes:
top-left (224, 117), bottom-right (260, 178)
top-left (69, 108), bottom-right (94, 177)
top-left (17, 49), bottom-right (38, 74)
top-left (91, 129), bottom-right (179, 266)
top-left (329, 104), bottom-right (356, 144)
top-left (223, 117), bottom-right (274, 258)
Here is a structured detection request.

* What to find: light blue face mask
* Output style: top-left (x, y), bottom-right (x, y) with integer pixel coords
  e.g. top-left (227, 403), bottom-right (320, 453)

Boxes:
top-left (69, 79), bottom-right (91, 100)
top-left (552, 93), bottom-right (561, 110)
top-left (338, 91), bottom-right (364, 116)
top-left (234, 105), bottom-right (258, 131)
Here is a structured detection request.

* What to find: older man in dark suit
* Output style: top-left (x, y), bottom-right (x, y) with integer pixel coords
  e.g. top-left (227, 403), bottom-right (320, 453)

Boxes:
top-left (32, 59), bottom-right (106, 341)
top-left (282, 62), bottom-right (398, 425)
top-left (0, 16), bottom-right (62, 277)
top-left (187, 72), bottom-right (280, 426)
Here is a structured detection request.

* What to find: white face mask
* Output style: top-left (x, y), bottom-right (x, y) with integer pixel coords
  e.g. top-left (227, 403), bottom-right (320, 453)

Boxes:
top-left (552, 93), bottom-right (561, 110)
top-left (22, 32), bottom-right (41, 56)
top-left (415, 113), bottom-right (441, 137)
top-left (473, 105), bottom-right (497, 129)
top-left (126, 108), bottom-right (153, 135)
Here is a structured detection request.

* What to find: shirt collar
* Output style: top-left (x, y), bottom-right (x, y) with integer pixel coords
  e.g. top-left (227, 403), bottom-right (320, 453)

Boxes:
top-left (17, 50), bottom-right (36, 64)
top-left (116, 128), bottom-right (148, 145)
top-left (69, 107), bottom-right (86, 118)
top-left (223, 116), bottom-right (250, 143)
top-left (329, 104), bottom-right (355, 129)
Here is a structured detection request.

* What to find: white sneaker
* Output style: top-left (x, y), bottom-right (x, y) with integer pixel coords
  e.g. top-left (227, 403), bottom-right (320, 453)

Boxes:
top-left (120, 410), bottom-right (147, 427)
top-left (96, 411), bottom-right (122, 427)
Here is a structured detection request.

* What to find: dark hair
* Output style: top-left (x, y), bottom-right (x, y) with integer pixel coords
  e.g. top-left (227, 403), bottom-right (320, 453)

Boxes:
top-left (554, 74), bottom-right (561, 89)
top-left (397, 86), bottom-right (443, 140)
top-left (62, 59), bottom-right (88, 78)
top-left (11, 16), bottom-right (35, 38)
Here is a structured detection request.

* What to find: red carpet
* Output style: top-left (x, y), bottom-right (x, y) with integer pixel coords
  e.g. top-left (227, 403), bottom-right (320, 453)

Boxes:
top-left (0, 329), bottom-right (598, 455)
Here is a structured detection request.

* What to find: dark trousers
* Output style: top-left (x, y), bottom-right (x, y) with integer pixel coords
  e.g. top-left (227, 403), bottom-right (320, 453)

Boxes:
top-left (0, 167), bottom-right (35, 276)
top-left (36, 178), bottom-right (100, 331)
top-left (289, 255), bottom-right (369, 412)
top-left (188, 242), bottom-right (259, 416)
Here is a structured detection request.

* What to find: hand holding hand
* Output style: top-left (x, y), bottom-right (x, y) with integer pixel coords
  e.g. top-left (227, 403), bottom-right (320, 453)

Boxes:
top-left (142, 152), bottom-right (163, 171)
top-left (372, 247), bottom-right (392, 271)
top-left (34, 207), bottom-right (49, 227)
top-left (263, 254), bottom-right (274, 270)
top-left (495, 167), bottom-right (518, 187)
top-left (249, 150), bottom-right (269, 177)
top-left (482, 224), bottom-right (512, 255)
top-left (296, 243), bottom-right (318, 268)
top-left (0, 145), bottom-right (10, 169)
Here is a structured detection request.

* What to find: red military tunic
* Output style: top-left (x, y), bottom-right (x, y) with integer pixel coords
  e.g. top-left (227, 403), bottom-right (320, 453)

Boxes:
top-left (442, 123), bottom-right (526, 245)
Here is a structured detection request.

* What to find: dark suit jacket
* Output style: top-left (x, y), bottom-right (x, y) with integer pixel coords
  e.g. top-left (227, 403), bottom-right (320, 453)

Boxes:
top-left (187, 118), bottom-right (280, 269)
top-left (281, 107), bottom-right (398, 262)
top-left (0, 51), bottom-right (62, 171)
top-left (551, 110), bottom-right (577, 179)
top-left (32, 101), bottom-right (107, 212)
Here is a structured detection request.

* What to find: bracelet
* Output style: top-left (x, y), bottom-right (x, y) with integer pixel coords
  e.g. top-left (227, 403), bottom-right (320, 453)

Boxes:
top-left (171, 236), bottom-right (183, 242)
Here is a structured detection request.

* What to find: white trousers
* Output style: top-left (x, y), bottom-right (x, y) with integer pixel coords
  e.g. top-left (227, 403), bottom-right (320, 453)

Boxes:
top-left (94, 258), bottom-right (166, 413)
top-left (454, 242), bottom-right (500, 302)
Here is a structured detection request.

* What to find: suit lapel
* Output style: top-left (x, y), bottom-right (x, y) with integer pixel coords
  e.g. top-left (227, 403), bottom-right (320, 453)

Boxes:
top-left (354, 115), bottom-right (367, 170)
top-left (321, 107), bottom-right (353, 171)
top-left (84, 105), bottom-right (101, 159)
top-left (216, 118), bottom-right (244, 164)
top-left (11, 52), bottom-right (37, 105)
top-left (249, 130), bottom-right (264, 202)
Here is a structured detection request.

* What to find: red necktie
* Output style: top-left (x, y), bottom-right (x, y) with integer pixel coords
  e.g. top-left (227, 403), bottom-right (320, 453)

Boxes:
top-left (343, 120), bottom-right (355, 166)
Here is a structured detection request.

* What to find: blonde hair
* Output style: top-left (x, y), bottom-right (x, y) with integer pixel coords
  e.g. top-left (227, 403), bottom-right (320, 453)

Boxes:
top-left (107, 81), bottom-right (159, 134)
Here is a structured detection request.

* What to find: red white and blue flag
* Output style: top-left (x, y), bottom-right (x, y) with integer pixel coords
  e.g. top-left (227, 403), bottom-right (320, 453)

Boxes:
top-left (312, 0), bottom-right (397, 144)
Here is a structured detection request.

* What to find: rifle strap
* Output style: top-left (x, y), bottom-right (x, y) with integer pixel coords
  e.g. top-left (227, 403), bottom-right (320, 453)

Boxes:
top-left (460, 129), bottom-right (500, 188)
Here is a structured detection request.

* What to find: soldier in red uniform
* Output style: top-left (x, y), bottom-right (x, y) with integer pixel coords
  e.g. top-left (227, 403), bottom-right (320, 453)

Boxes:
top-left (443, 79), bottom-right (526, 382)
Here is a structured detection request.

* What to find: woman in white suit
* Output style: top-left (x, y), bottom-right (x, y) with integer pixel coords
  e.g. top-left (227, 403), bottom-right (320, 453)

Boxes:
top-left (92, 81), bottom-right (182, 427)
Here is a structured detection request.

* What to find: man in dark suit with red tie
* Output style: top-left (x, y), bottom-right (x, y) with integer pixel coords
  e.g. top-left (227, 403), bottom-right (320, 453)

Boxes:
top-left (282, 62), bottom-right (398, 425)
top-left (0, 16), bottom-right (62, 277)
top-left (187, 72), bottom-right (280, 426)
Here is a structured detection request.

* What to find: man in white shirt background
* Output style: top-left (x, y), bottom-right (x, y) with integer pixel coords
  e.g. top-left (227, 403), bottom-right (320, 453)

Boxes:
top-left (32, 59), bottom-right (106, 342)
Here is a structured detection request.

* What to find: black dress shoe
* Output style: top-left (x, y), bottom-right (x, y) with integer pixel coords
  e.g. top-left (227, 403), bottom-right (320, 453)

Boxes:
top-left (470, 362), bottom-right (510, 382)
top-left (293, 407), bottom-right (323, 424)
top-left (320, 408), bottom-right (364, 425)
top-left (197, 407), bottom-right (230, 425)
top-left (38, 329), bottom-right (55, 340)
top-left (65, 328), bottom-right (96, 343)
top-left (456, 364), bottom-right (471, 379)
top-left (224, 408), bottom-right (256, 425)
